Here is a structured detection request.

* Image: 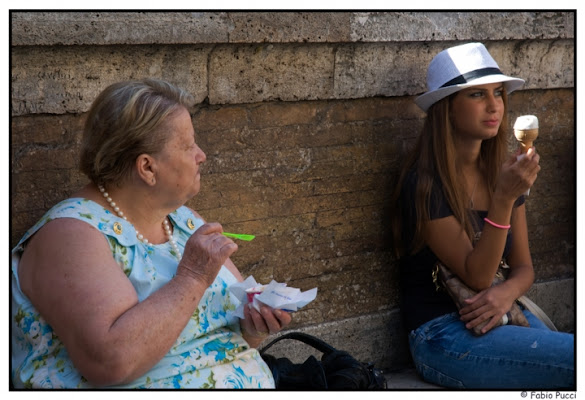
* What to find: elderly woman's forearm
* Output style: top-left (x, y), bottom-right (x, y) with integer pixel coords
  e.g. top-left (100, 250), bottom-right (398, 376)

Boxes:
top-left (69, 275), bottom-right (209, 386)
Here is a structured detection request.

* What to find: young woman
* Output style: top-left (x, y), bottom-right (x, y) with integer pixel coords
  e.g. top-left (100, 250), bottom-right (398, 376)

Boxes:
top-left (391, 42), bottom-right (574, 389)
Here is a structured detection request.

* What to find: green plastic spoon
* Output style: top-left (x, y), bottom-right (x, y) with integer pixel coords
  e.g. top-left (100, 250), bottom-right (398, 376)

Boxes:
top-left (222, 232), bottom-right (256, 241)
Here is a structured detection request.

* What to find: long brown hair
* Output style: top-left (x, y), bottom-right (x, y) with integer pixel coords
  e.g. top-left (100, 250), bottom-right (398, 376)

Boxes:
top-left (391, 90), bottom-right (509, 257)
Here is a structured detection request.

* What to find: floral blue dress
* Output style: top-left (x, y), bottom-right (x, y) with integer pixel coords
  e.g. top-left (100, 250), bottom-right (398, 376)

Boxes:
top-left (11, 198), bottom-right (275, 389)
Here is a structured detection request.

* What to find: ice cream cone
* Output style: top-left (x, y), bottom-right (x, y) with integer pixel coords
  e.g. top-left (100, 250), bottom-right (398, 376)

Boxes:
top-left (513, 115), bottom-right (539, 196)
top-left (513, 115), bottom-right (539, 153)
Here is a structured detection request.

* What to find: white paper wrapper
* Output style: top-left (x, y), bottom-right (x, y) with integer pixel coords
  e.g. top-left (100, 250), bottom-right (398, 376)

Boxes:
top-left (229, 276), bottom-right (318, 318)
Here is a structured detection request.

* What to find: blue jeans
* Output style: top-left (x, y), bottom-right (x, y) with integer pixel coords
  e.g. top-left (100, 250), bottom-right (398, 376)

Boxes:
top-left (409, 310), bottom-right (575, 389)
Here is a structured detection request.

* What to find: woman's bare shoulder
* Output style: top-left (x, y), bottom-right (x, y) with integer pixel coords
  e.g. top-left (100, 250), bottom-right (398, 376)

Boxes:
top-left (18, 217), bottom-right (119, 297)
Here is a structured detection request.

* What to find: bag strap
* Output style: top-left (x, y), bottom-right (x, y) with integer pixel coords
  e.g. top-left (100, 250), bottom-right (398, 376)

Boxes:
top-left (260, 332), bottom-right (337, 356)
top-left (501, 260), bottom-right (558, 331)
top-left (517, 295), bottom-right (558, 331)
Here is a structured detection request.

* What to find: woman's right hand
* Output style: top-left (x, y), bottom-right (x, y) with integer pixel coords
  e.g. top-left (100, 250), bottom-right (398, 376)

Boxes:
top-left (496, 147), bottom-right (540, 201)
top-left (459, 282), bottom-right (518, 335)
top-left (176, 223), bottom-right (238, 287)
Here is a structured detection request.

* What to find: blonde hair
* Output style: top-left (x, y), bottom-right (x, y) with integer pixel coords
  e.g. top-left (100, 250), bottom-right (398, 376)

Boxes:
top-left (80, 78), bottom-right (195, 186)
top-left (391, 90), bottom-right (509, 257)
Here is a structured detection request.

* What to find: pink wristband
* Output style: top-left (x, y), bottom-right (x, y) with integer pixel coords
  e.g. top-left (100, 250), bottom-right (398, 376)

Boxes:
top-left (484, 217), bottom-right (511, 230)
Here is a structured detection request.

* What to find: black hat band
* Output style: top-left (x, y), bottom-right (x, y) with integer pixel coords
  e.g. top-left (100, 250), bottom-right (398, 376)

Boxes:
top-left (440, 67), bottom-right (503, 88)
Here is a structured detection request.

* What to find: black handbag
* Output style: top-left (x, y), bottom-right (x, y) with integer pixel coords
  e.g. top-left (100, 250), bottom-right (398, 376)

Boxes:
top-left (259, 332), bottom-right (387, 390)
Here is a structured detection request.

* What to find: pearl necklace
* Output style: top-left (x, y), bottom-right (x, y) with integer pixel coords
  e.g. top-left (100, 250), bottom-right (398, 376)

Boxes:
top-left (98, 185), bottom-right (182, 260)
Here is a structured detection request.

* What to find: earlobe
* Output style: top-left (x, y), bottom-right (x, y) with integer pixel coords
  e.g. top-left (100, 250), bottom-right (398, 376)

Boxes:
top-left (136, 154), bottom-right (157, 186)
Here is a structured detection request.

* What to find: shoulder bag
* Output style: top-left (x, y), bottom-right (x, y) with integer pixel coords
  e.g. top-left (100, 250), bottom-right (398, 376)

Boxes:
top-left (259, 332), bottom-right (387, 390)
top-left (432, 260), bottom-right (556, 335)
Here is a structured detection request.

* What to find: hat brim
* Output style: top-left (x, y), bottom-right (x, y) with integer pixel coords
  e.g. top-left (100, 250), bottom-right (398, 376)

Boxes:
top-left (415, 75), bottom-right (525, 112)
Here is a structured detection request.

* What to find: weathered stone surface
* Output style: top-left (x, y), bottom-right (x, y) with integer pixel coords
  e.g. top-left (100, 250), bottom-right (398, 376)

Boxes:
top-left (11, 11), bottom-right (231, 46)
top-left (487, 40), bottom-right (574, 89)
top-left (334, 43), bottom-right (428, 99)
top-left (228, 12), bottom-right (351, 43)
top-left (333, 40), bottom-right (574, 100)
top-left (525, 279), bottom-right (575, 333)
top-left (349, 11), bottom-right (574, 42)
top-left (11, 11), bottom-right (573, 46)
top-left (11, 45), bottom-right (209, 116)
top-left (508, 89), bottom-right (575, 282)
top-left (209, 43), bottom-right (335, 104)
top-left (11, 38), bottom-right (574, 115)
top-left (11, 91), bottom-right (575, 331)
top-left (193, 92), bottom-right (572, 326)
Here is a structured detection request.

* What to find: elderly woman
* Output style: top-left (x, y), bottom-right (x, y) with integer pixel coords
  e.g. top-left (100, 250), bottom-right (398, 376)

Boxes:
top-left (11, 79), bottom-right (291, 388)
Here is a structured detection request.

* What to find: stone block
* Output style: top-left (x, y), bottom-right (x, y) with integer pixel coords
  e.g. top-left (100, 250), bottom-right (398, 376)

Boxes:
top-left (10, 11), bottom-right (231, 46)
top-left (11, 114), bottom-right (81, 145)
top-left (10, 36), bottom-right (574, 112)
top-left (209, 43), bottom-right (335, 104)
top-left (326, 97), bottom-right (422, 123)
top-left (334, 43), bottom-right (429, 99)
top-left (228, 12), bottom-right (351, 43)
top-left (349, 11), bottom-right (574, 42)
top-left (11, 45), bottom-right (209, 116)
top-left (487, 40), bottom-right (574, 89)
top-left (194, 106), bottom-right (249, 132)
top-left (334, 40), bottom-right (574, 101)
top-left (525, 279), bottom-right (575, 333)
top-left (248, 101), bottom-right (321, 128)
top-left (11, 11), bottom-right (574, 47)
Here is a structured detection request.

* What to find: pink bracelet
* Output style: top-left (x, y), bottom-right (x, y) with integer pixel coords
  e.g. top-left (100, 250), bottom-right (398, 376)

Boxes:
top-left (484, 217), bottom-right (511, 230)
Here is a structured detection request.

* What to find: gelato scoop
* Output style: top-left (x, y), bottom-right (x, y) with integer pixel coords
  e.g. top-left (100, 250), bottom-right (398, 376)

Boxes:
top-left (514, 115), bottom-right (539, 153)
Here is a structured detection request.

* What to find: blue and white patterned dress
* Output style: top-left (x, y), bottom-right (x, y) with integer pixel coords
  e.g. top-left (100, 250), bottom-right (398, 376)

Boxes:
top-left (11, 198), bottom-right (275, 389)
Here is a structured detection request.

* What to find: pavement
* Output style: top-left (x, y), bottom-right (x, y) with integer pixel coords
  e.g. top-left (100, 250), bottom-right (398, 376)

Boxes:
top-left (383, 368), bottom-right (442, 390)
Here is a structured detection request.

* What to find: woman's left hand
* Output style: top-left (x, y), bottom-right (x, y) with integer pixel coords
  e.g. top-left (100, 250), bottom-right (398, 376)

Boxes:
top-left (240, 304), bottom-right (292, 348)
top-left (458, 284), bottom-right (517, 335)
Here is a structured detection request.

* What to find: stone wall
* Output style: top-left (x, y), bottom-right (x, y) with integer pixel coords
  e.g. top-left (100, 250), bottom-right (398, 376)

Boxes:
top-left (10, 11), bottom-right (575, 370)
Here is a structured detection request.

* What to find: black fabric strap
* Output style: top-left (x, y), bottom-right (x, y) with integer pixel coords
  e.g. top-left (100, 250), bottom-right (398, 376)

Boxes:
top-left (440, 67), bottom-right (502, 88)
top-left (260, 332), bottom-right (337, 355)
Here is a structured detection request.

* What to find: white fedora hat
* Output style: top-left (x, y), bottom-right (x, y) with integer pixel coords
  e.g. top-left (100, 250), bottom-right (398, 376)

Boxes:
top-left (415, 42), bottom-right (525, 112)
